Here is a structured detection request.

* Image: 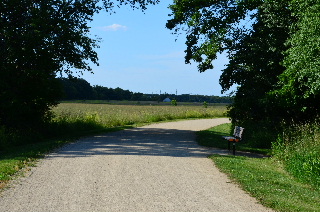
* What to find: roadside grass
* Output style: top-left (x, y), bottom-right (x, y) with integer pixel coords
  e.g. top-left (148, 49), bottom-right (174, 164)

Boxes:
top-left (211, 155), bottom-right (320, 212)
top-left (198, 123), bottom-right (320, 212)
top-left (0, 139), bottom-right (70, 186)
top-left (0, 103), bottom-right (227, 190)
top-left (273, 123), bottom-right (320, 189)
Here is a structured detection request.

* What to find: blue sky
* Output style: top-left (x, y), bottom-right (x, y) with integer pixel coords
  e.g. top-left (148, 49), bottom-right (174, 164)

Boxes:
top-left (81, 1), bottom-right (230, 96)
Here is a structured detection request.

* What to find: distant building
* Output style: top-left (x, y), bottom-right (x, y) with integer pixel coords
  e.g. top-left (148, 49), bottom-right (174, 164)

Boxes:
top-left (163, 98), bottom-right (171, 102)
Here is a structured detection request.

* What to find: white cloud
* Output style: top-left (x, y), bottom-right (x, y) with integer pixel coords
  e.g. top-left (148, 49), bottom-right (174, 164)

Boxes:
top-left (97, 24), bottom-right (128, 32)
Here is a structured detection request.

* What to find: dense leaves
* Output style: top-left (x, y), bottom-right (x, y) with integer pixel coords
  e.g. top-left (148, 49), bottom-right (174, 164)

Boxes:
top-left (222, 1), bottom-right (293, 126)
top-left (0, 0), bottom-right (100, 128)
top-left (0, 0), bottom-right (159, 130)
top-left (167, 0), bottom-right (320, 147)
top-left (166, 0), bottom-right (262, 72)
top-left (273, 0), bottom-right (320, 123)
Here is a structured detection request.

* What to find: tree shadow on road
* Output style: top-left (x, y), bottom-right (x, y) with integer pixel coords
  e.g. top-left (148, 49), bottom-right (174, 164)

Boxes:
top-left (48, 127), bottom-right (267, 159)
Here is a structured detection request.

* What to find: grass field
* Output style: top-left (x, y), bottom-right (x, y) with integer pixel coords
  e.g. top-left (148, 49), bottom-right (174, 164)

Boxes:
top-left (52, 103), bottom-right (228, 128)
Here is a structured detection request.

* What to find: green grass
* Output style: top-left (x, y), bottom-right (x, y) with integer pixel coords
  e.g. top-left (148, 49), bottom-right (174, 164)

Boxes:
top-left (59, 100), bottom-right (230, 107)
top-left (51, 103), bottom-right (227, 128)
top-left (0, 138), bottom-right (71, 190)
top-left (0, 139), bottom-right (69, 181)
top-left (211, 155), bottom-right (320, 212)
top-left (197, 123), bottom-right (320, 212)
top-left (196, 123), bottom-right (271, 155)
top-left (273, 123), bottom-right (320, 188)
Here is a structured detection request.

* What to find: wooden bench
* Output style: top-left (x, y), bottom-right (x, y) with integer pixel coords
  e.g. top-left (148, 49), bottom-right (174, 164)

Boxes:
top-left (222, 126), bottom-right (244, 155)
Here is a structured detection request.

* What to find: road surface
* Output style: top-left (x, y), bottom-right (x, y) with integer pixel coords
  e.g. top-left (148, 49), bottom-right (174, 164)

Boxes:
top-left (0, 118), bottom-right (273, 212)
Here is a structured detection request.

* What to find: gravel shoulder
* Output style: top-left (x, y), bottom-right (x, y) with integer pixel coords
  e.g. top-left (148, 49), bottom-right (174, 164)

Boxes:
top-left (0, 118), bottom-right (273, 212)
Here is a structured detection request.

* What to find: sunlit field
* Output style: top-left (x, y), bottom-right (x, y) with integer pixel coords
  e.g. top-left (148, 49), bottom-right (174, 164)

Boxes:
top-left (52, 103), bottom-right (228, 128)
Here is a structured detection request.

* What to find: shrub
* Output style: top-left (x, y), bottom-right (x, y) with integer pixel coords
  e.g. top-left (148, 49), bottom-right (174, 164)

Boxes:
top-left (233, 120), bottom-right (278, 149)
top-left (273, 122), bottom-right (320, 188)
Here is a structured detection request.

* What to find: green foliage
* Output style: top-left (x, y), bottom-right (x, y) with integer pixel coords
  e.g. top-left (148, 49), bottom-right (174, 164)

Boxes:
top-left (220, 0), bottom-right (294, 130)
top-left (167, 0), bottom-right (320, 147)
top-left (0, 0), bottom-right (100, 129)
top-left (166, 1), bottom-right (293, 142)
top-left (167, 0), bottom-right (320, 127)
top-left (59, 77), bottom-right (95, 100)
top-left (203, 101), bottom-right (207, 108)
top-left (0, 0), bottom-right (160, 141)
top-left (282, 0), bottom-right (320, 99)
top-left (273, 122), bottom-right (320, 188)
top-left (271, 0), bottom-right (320, 124)
top-left (166, 0), bottom-right (261, 72)
top-left (171, 99), bottom-right (177, 106)
top-left (169, 2), bottom-right (320, 208)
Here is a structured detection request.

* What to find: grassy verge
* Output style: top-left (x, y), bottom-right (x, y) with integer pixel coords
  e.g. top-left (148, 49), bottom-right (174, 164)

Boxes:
top-left (197, 123), bottom-right (320, 212)
top-left (211, 155), bottom-right (320, 212)
top-left (0, 138), bottom-right (70, 189)
top-left (273, 123), bottom-right (320, 189)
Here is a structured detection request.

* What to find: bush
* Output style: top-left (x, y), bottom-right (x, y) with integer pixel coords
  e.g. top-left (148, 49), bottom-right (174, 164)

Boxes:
top-left (273, 122), bottom-right (320, 188)
top-left (233, 120), bottom-right (278, 149)
top-left (0, 125), bottom-right (45, 150)
top-left (171, 100), bottom-right (177, 106)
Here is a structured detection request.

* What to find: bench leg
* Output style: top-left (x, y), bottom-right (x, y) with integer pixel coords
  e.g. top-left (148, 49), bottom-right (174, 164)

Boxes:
top-left (233, 142), bottom-right (236, 155)
top-left (228, 141), bottom-right (231, 151)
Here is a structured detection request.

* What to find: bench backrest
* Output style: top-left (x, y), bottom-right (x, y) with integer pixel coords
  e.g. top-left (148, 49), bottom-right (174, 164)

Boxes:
top-left (233, 126), bottom-right (245, 139)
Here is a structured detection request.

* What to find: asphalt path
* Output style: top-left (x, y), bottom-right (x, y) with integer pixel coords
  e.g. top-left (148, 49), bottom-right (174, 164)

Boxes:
top-left (0, 118), bottom-right (273, 212)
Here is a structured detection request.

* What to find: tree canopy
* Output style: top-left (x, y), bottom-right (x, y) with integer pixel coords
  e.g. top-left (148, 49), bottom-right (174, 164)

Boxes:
top-left (0, 0), bottom-right (158, 129)
top-left (166, 0), bottom-right (320, 146)
top-left (273, 0), bottom-right (320, 123)
top-left (167, 0), bottom-right (319, 120)
top-left (1, 0), bottom-right (97, 128)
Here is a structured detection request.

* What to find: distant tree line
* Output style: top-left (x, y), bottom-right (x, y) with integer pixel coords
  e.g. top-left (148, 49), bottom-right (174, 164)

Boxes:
top-left (58, 78), bottom-right (233, 103)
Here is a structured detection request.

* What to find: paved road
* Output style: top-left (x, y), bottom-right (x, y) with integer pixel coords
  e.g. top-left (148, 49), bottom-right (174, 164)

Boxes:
top-left (0, 118), bottom-right (273, 212)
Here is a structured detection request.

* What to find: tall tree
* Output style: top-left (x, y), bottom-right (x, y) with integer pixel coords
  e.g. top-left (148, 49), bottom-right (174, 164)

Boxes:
top-left (0, 0), bottom-right (100, 128)
top-left (166, 0), bottom-right (299, 147)
top-left (166, 0), bottom-right (294, 124)
top-left (221, 1), bottom-right (293, 125)
top-left (273, 0), bottom-right (320, 123)
top-left (0, 0), bottom-right (159, 129)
